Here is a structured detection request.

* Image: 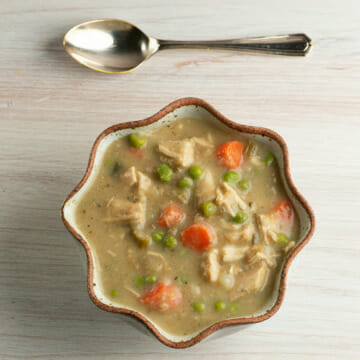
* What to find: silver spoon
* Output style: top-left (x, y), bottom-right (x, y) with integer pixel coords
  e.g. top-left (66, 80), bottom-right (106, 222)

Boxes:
top-left (63, 19), bottom-right (312, 73)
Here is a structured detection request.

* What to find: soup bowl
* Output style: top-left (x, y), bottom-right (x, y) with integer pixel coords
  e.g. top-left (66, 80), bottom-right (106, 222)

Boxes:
top-left (61, 97), bottom-right (315, 348)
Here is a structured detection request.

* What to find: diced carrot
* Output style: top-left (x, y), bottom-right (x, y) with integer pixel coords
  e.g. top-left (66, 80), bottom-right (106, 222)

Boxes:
top-left (127, 147), bottom-right (143, 158)
top-left (157, 204), bottom-right (185, 228)
top-left (180, 223), bottom-right (214, 252)
top-left (216, 141), bottom-right (244, 169)
top-left (273, 199), bottom-right (294, 224)
top-left (140, 283), bottom-right (183, 311)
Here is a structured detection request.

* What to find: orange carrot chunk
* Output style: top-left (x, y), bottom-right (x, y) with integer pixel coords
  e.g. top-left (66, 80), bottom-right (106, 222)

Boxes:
top-left (157, 204), bottom-right (185, 228)
top-left (140, 283), bottom-right (183, 311)
top-left (273, 199), bottom-right (294, 224)
top-left (215, 141), bottom-right (244, 169)
top-left (180, 223), bottom-right (214, 252)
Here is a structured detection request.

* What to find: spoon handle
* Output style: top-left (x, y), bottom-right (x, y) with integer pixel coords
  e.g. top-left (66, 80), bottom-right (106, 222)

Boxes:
top-left (158, 33), bottom-right (311, 56)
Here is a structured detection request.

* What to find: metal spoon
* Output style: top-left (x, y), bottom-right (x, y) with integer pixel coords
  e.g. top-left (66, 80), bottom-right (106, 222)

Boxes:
top-left (63, 19), bottom-right (312, 73)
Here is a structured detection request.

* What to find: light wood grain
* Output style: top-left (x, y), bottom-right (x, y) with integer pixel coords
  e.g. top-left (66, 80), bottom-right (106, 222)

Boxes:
top-left (1, 0), bottom-right (360, 359)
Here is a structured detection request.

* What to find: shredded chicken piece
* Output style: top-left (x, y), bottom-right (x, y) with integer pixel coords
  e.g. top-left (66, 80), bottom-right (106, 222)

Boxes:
top-left (127, 249), bottom-right (140, 270)
top-left (106, 249), bottom-right (117, 257)
top-left (195, 170), bottom-right (216, 205)
top-left (191, 133), bottom-right (214, 149)
top-left (284, 240), bottom-right (296, 254)
top-left (215, 182), bottom-right (247, 216)
top-left (147, 251), bottom-right (169, 271)
top-left (224, 223), bottom-right (254, 243)
top-left (256, 213), bottom-right (279, 244)
top-left (245, 244), bottom-right (276, 267)
top-left (124, 286), bottom-right (140, 298)
top-left (158, 139), bottom-right (194, 167)
top-left (202, 249), bottom-right (220, 282)
top-left (249, 156), bottom-right (265, 168)
top-left (177, 188), bottom-right (191, 204)
top-left (222, 245), bottom-right (250, 262)
top-left (122, 166), bottom-right (152, 194)
top-left (231, 261), bottom-right (269, 299)
top-left (104, 197), bottom-right (145, 226)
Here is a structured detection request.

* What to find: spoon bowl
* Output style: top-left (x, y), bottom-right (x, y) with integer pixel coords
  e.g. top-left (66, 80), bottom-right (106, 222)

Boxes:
top-left (63, 19), bottom-right (159, 73)
top-left (63, 19), bottom-right (311, 73)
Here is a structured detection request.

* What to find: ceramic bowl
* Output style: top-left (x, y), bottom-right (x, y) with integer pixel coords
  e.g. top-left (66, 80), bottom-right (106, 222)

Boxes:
top-left (62, 97), bottom-right (315, 348)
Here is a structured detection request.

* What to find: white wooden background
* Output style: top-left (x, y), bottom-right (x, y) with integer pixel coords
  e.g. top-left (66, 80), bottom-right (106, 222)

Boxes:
top-left (1, 0), bottom-right (359, 359)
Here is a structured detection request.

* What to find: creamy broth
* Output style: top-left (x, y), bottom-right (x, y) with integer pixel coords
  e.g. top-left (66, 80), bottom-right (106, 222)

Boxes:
top-left (75, 117), bottom-right (299, 336)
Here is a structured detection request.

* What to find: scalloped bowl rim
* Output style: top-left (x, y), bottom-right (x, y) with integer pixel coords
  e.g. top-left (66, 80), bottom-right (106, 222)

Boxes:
top-left (61, 97), bottom-right (315, 348)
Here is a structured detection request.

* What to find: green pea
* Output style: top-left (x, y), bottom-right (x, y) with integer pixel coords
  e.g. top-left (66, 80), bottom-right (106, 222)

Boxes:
top-left (178, 177), bottom-right (193, 189)
top-left (179, 275), bottom-right (188, 284)
top-left (128, 133), bottom-right (146, 148)
top-left (134, 275), bottom-right (144, 288)
top-left (163, 235), bottom-right (177, 248)
top-left (277, 233), bottom-right (290, 244)
top-left (192, 301), bottom-right (205, 313)
top-left (145, 275), bottom-right (157, 284)
top-left (264, 153), bottom-right (275, 166)
top-left (238, 179), bottom-right (250, 190)
top-left (110, 289), bottom-right (118, 298)
top-left (152, 231), bottom-right (165, 243)
top-left (232, 211), bottom-right (248, 224)
top-left (214, 300), bottom-right (226, 311)
top-left (188, 165), bottom-right (203, 180)
top-left (223, 171), bottom-right (240, 183)
top-left (156, 163), bottom-right (173, 182)
top-left (201, 201), bottom-right (217, 217)
top-left (229, 303), bottom-right (241, 313)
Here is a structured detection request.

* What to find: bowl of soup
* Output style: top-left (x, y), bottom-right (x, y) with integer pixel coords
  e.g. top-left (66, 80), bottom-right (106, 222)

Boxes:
top-left (62, 97), bottom-right (315, 348)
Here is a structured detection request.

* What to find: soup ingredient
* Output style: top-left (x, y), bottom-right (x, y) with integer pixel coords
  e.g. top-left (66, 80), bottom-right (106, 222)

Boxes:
top-left (277, 233), bottom-right (290, 244)
top-left (140, 283), bottom-right (183, 311)
top-left (145, 275), bottom-right (157, 284)
top-left (128, 133), bottom-right (146, 148)
top-left (188, 165), bottom-right (204, 180)
top-left (215, 182), bottom-right (247, 217)
top-left (192, 301), bottom-right (205, 313)
top-left (229, 303), bottom-right (241, 313)
top-left (202, 249), bottom-right (220, 282)
top-left (111, 289), bottom-right (118, 297)
top-left (273, 199), bottom-right (293, 224)
top-left (222, 245), bottom-right (249, 262)
top-left (134, 275), bottom-right (145, 288)
top-left (163, 235), bottom-right (178, 248)
top-left (105, 197), bottom-right (145, 226)
top-left (223, 171), bottom-right (240, 183)
top-left (264, 153), bottom-right (275, 166)
top-left (238, 179), bottom-right (250, 190)
top-left (216, 141), bottom-right (244, 169)
top-left (195, 170), bottom-right (216, 205)
top-left (180, 223), bottom-right (215, 252)
top-left (218, 272), bottom-right (235, 290)
top-left (158, 139), bottom-right (194, 167)
top-left (201, 201), bottom-right (217, 217)
top-left (178, 177), bottom-right (193, 189)
top-left (131, 228), bottom-right (151, 248)
top-left (232, 211), bottom-right (248, 224)
top-left (214, 300), bottom-right (226, 311)
top-left (157, 204), bottom-right (185, 228)
top-left (152, 231), bottom-right (165, 243)
top-left (156, 163), bottom-right (173, 182)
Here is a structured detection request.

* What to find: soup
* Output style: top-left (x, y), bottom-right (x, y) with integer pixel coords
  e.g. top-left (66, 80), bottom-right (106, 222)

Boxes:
top-left (75, 117), bottom-right (299, 337)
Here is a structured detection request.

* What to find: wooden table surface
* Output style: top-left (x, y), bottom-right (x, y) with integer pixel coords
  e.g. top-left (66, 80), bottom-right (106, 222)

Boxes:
top-left (1, 1), bottom-right (360, 359)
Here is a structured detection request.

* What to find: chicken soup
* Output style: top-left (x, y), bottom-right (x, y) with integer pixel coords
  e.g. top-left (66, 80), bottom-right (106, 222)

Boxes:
top-left (75, 117), bottom-right (299, 336)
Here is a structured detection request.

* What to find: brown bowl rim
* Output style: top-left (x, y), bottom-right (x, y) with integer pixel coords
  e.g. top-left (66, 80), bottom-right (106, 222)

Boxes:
top-left (61, 97), bottom-right (315, 348)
